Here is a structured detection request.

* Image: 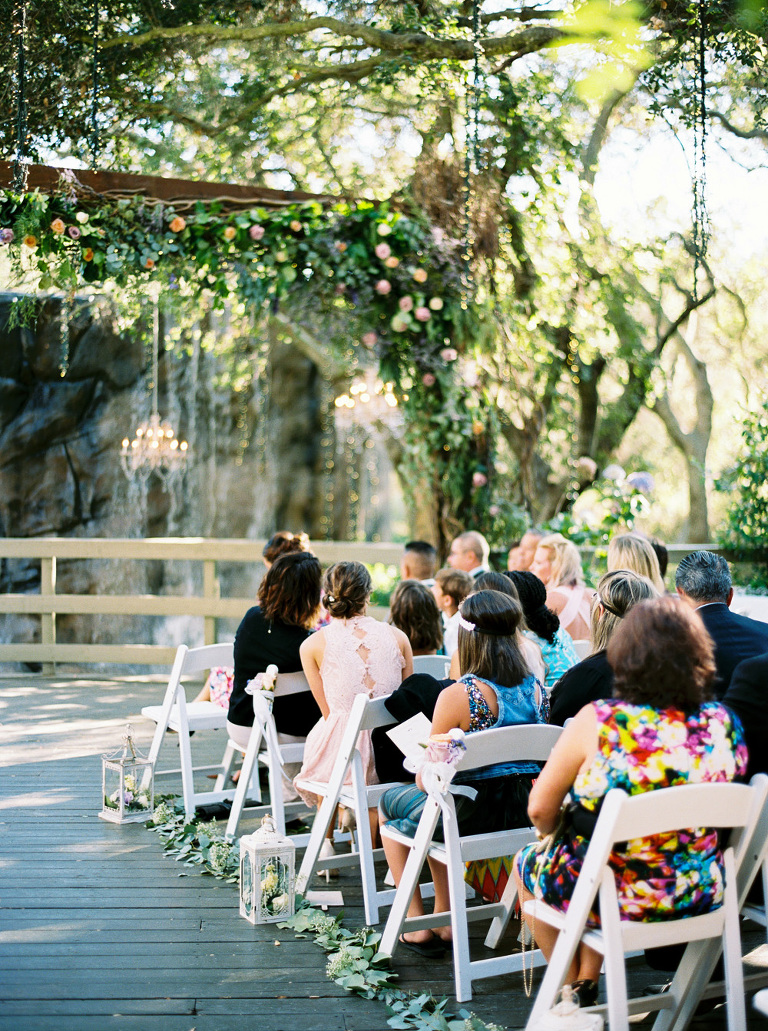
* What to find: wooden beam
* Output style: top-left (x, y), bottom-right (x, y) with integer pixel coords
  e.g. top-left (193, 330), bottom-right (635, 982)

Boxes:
top-left (0, 161), bottom-right (343, 210)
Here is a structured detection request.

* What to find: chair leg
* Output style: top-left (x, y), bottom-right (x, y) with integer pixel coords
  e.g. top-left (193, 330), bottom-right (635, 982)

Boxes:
top-left (177, 720), bottom-right (197, 818)
top-left (722, 848), bottom-right (747, 1031)
top-left (485, 867), bottom-right (519, 948)
top-left (599, 871), bottom-right (629, 1031)
top-left (225, 727), bottom-right (263, 841)
top-left (349, 759), bottom-right (381, 926)
top-left (214, 740), bottom-right (239, 792)
top-left (296, 789), bottom-right (343, 894)
top-left (444, 810), bottom-right (474, 1002)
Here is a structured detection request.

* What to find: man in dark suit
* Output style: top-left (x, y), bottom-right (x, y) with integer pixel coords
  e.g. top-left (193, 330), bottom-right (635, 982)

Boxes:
top-left (723, 652), bottom-right (768, 780)
top-left (675, 550), bottom-right (768, 697)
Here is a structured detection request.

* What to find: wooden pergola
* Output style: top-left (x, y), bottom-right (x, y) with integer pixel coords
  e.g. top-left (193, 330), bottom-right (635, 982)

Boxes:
top-left (0, 160), bottom-right (342, 213)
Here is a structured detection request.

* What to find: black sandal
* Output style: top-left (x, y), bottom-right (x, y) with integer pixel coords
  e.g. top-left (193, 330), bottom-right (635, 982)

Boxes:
top-left (570, 979), bottom-right (599, 1007)
top-left (398, 933), bottom-right (447, 958)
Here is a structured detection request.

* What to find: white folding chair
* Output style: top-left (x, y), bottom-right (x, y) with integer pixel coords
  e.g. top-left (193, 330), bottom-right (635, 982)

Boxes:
top-left (572, 639), bottom-right (591, 660)
top-left (649, 773), bottom-right (768, 1031)
top-left (142, 642), bottom-right (234, 817)
top-left (223, 670), bottom-right (312, 842)
top-left (412, 654), bottom-right (451, 678)
top-left (378, 722), bottom-right (564, 1002)
top-left (523, 780), bottom-right (767, 1031)
top-left (295, 692), bottom-right (405, 925)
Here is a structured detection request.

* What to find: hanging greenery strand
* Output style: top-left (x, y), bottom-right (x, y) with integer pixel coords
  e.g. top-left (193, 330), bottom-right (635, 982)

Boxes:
top-left (461, 0), bottom-right (483, 305)
top-left (12, 1), bottom-right (28, 193)
top-left (90, 0), bottom-right (100, 170)
top-left (691, 0), bottom-right (710, 299)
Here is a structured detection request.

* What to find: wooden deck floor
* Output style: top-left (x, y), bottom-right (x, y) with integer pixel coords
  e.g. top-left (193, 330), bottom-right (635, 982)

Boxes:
top-left (2, 672), bottom-right (768, 1031)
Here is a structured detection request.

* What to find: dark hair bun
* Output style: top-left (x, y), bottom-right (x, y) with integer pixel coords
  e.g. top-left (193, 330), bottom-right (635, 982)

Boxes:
top-left (323, 561), bottom-right (372, 619)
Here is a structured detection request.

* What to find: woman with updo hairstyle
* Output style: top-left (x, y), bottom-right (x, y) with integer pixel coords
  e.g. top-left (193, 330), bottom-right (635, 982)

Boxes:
top-left (507, 570), bottom-right (580, 693)
top-left (263, 530), bottom-right (310, 568)
top-left (389, 580), bottom-right (443, 656)
top-left (378, 589), bottom-right (550, 955)
top-left (606, 532), bottom-right (666, 593)
top-left (295, 562), bottom-right (413, 833)
top-left (548, 568), bottom-right (658, 725)
top-left (513, 596), bottom-right (747, 1007)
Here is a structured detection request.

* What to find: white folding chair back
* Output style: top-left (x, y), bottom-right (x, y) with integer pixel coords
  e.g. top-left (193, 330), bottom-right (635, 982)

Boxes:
top-left (223, 670), bottom-right (312, 841)
top-left (412, 654), bottom-right (451, 678)
top-left (378, 722), bottom-right (564, 1002)
top-left (142, 642), bottom-right (234, 817)
top-left (295, 692), bottom-right (402, 925)
top-left (523, 779), bottom-right (768, 1031)
top-left (650, 773), bottom-right (768, 1031)
top-left (572, 639), bottom-right (591, 660)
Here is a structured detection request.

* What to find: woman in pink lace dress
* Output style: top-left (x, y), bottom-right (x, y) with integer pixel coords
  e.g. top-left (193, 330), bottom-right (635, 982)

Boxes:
top-left (295, 562), bottom-right (413, 859)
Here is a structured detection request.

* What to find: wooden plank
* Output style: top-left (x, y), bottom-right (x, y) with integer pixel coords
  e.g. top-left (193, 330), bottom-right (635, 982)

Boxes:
top-left (0, 644), bottom-right (179, 664)
top-left (0, 161), bottom-right (340, 209)
top-left (0, 594), bottom-right (249, 617)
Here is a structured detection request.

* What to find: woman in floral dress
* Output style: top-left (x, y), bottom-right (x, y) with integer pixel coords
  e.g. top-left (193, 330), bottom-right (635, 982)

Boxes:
top-left (513, 595), bottom-right (747, 1007)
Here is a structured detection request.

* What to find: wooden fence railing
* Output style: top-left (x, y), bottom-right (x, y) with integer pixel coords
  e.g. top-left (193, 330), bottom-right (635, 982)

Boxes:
top-left (0, 538), bottom-right (402, 668)
top-left (0, 537), bottom-right (721, 670)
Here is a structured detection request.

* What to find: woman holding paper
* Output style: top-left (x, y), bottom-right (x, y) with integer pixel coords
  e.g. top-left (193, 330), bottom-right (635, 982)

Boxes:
top-left (378, 589), bottom-right (549, 956)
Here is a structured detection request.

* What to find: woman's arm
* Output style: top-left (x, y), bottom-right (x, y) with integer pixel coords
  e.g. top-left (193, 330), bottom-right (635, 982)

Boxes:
top-left (526, 703), bottom-right (598, 834)
top-left (299, 633), bottom-right (329, 719)
top-left (389, 625), bottom-right (414, 680)
top-left (415, 681), bottom-right (471, 790)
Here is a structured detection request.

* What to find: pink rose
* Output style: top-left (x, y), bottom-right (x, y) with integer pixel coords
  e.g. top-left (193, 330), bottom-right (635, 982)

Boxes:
top-left (362, 332), bottom-right (377, 348)
top-left (412, 268), bottom-right (428, 283)
top-left (472, 472), bottom-right (488, 488)
top-left (249, 225), bottom-right (265, 241)
top-left (375, 280), bottom-right (391, 295)
top-left (440, 347), bottom-right (458, 362)
top-left (0, 228), bottom-right (14, 244)
top-left (422, 373), bottom-right (436, 386)
top-left (375, 242), bottom-right (391, 260)
top-left (290, 220), bottom-right (303, 232)
top-left (398, 296), bottom-right (414, 312)
top-left (67, 225), bottom-right (81, 240)
top-left (489, 504), bottom-right (500, 517)
top-left (414, 307), bottom-right (431, 322)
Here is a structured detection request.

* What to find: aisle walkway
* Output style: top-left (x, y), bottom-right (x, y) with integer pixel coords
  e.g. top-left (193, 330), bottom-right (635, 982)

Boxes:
top-left (1, 672), bottom-right (768, 1031)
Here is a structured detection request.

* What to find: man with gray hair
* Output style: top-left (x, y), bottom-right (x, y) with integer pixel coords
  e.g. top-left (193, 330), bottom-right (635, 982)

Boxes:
top-left (447, 531), bottom-right (490, 578)
top-left (675, 549), bottom-right (768, 697)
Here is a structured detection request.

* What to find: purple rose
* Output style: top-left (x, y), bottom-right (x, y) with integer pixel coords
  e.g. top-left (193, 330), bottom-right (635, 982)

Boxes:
top-left (0, 228), bottom-right (13, 244)
top-left (67, 225), bottom-right (81, 240)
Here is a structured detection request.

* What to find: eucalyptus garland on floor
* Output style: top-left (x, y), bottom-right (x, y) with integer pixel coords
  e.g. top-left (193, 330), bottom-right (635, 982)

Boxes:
top-left (145, 797), bottom-right (504, 1031)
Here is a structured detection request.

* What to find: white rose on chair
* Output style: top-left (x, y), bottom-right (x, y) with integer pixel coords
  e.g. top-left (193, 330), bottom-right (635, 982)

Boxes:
top-left (246, 664), bottom-right (279, 696)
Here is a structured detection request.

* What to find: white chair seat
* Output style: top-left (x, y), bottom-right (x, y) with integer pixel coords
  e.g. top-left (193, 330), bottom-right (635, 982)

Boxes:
top-left (141, 701), bottom-right (229, 732)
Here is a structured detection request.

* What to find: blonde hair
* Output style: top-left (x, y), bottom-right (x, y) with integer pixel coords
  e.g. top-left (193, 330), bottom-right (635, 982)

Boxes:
top-left (537, 533), bottom-right (584, 589)
top-left (607, 533), bottom-right (665, 593)
top-left (590, 569), bottom-right (659, 653)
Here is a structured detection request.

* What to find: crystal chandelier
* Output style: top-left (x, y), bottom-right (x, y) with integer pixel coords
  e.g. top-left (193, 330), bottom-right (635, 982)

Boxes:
top-left (121, 291), bottom-right (188, 483)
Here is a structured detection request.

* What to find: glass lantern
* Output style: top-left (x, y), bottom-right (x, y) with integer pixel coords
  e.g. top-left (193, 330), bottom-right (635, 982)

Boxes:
top-left (239, 815), bottom-right (296, 924)
top-left (100, 724), bottom-right (154, 824)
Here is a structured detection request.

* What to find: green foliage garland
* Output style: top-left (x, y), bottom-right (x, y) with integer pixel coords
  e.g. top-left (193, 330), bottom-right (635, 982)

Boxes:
top-left (0, 184), bottom-right (492, 544)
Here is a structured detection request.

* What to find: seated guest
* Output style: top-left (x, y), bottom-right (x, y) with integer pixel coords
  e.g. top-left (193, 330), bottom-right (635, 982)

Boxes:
top-left (452, 571), bottom-right (546, 685)
top-left (530, 533), bottom-right (594, 640)
top-left (263, 530), bottom-right (310, 568)
top-left (372, 671), bottom-right (450, 784)
top-left (649, 535), bottom-right (669, 582)
top-left (431, 568), bottom-right (474, 656)
top-left (389, 580), bottom-right (443, 656)
top-left (507, 570), bottom-right (580, 693)
top-left (549, 569), bottom-right (657, 726)
top-left (675, 549), bottom-right (768, 697)
top-left (295, 562), bottom-right (413, 856)
top-left (507, 528), bottom-right (544, 572)
top-left (724, 650), bottom-right (768, 781)
top-left (379, 589), bottom-right (550, 954)
top-left (513, 595), bottom-right (747, 1007)
top-left (447, 530), bottom-right (490, 578)
top-left (607, 532), bottom-right (666, 594)
top-left (400, 540), bottom-right (438, 586)
top-left (226, 551), bottom-right (324, 799)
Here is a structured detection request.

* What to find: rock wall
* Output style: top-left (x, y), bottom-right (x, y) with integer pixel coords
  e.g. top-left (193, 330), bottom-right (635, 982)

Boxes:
top-left (0, 293), bottom-right (327, 663)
